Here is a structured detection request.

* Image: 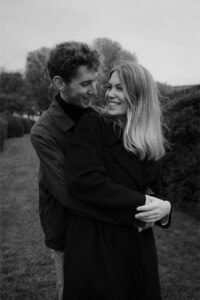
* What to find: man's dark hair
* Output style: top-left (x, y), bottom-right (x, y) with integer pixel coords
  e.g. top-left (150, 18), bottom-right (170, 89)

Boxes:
top-left (47, 41), bottom-right (100, 83)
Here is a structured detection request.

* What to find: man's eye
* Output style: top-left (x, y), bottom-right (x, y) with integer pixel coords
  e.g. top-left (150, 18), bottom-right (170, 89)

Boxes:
top-left (81, 81), bottom-right (91, 87)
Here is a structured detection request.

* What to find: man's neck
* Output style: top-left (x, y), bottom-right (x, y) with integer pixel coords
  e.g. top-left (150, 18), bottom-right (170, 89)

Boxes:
top-left (55, 94), bottom-right (91, 123)
top-left (59, 92), bottom-right (69, 104)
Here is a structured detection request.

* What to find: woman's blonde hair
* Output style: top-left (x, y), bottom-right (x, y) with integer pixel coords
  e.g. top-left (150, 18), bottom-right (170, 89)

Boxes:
top-left (92, 63), bottom-right (166, 161)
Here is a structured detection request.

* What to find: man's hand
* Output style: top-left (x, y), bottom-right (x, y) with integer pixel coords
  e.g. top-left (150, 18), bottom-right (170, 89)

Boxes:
top-left (135, 195), bottom-right (171, 223)
top-left (138, 222), bottom-right (154, 232)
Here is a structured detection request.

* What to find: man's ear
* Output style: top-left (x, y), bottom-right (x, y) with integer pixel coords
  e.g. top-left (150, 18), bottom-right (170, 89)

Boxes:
top-left (52, 76), bottom-right (66, 91)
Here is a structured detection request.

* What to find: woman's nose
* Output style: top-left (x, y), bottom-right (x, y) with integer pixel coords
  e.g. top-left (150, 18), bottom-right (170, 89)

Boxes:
top-left (107, 89), bottom-right (115, 99)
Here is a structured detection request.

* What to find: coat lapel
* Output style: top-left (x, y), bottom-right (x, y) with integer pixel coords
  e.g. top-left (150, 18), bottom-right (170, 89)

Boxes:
top-left (104, 121), bottom-right (143, 189)
top-left (49, 100), bottom-right (75, 133)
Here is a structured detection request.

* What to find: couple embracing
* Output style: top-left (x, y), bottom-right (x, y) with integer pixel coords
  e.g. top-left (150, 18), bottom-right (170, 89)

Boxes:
top-left (31, 41), bottom-right (172, 300)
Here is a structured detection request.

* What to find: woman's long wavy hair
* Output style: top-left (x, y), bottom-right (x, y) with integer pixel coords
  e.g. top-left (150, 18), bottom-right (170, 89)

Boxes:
top-left (92, 63), bottom-right (166, 161)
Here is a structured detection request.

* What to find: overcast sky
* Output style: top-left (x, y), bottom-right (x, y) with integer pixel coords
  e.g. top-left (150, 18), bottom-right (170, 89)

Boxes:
top-left (1, 0), bottom-right (199, 85)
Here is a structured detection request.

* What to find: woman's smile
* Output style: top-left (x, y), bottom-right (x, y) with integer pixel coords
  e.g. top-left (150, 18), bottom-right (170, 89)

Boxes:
top-left (107, 99), bottom-right (122, 106)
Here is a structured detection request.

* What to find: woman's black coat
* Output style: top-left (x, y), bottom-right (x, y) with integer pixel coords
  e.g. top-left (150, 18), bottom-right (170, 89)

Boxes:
top-left (63, 113), bottom-right (168, 300)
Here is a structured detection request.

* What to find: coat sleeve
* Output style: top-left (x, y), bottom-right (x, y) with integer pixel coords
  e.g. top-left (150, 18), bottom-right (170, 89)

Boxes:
top-left (31, 123), bottom-right (69, 208)
top-left (147, 161), bottom-right (172, 228)
top-left (65, 113), bottom-right (146, 226)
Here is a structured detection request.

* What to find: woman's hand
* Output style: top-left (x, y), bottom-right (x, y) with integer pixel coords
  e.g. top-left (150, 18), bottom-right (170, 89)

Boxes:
top-left (135, 195), bottom-right (171, 223)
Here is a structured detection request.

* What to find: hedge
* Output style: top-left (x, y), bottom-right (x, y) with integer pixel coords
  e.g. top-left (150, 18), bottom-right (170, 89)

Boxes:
top-left (19, 117), bottom-right (31, 134)
top-left (0, 115), bottom-right (8, 151)
top-left (161, 96), bottom-right (200, 212)
top-left (7, 116), bottom-right (24, 138)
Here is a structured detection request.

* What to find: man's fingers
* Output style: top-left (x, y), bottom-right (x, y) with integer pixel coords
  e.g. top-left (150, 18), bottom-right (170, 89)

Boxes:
top-left (136, 203), bottom-right (156, 212)
top-left (137, 217), bottom-right (158, 223)
top-left (135, 215), bottom-right (158, 222)
top-left (135, 211), bottom-right (160, 221)
top-left (135, 212), bottom-right (154, 218)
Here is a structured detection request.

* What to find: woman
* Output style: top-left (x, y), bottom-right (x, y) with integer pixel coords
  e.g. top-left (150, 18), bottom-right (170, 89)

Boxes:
top-left (63, 63), bottom-right (172, 300)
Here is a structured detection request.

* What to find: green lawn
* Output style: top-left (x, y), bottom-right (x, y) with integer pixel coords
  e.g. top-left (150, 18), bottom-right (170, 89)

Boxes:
top-left (0, 135), bottom-right (199, 300)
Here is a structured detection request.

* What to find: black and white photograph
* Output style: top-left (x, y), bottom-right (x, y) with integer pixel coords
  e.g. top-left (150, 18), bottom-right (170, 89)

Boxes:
top-left (0, 0), bottom-right (199, 299)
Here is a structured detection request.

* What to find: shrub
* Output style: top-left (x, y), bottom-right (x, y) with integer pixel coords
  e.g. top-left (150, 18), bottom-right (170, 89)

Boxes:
top-left (161, 96), bottom-right (200, 214)
top-left (20, 117), bottom-right (31, 134)
top-left (0, 115), bottom-right (8, 151)
top-left (28, 119), bottom-right (36, 128)
top-left (7, 116), bottom-right (24, 138)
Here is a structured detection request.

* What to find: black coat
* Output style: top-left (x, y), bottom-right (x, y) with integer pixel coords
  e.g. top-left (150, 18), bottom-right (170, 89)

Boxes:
top-left (31, 99), bottom-right (74, 250)
top-left (64, 113), bottom-right (168, 300)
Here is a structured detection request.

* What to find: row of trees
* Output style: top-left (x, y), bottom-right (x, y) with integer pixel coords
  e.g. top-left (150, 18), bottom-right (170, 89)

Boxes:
top-left (0, 48), bottom-right (51, 115)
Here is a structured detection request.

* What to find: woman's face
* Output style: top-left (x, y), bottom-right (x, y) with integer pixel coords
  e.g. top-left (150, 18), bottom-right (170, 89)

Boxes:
top-left (105, 71), bottom-right (128, 117)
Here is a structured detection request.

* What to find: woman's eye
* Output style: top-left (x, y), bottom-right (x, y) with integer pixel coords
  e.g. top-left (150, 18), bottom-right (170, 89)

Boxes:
top-left (106, 84), bottom-right (111, 89)
top-left (117, 86), bottom-right (123, 91)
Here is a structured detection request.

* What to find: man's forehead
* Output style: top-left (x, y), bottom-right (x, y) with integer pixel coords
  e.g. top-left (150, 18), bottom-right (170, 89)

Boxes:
top-left (75, 65), bottom-right (98, 81)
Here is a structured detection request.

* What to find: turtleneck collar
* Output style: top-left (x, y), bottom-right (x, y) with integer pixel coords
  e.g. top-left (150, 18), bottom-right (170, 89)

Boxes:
top-left (55, 94), bottom-right (92, 123)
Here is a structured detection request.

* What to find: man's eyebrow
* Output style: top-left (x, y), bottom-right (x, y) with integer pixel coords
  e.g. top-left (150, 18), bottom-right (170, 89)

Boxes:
top-left (81, 80), bottom-right (93, 83)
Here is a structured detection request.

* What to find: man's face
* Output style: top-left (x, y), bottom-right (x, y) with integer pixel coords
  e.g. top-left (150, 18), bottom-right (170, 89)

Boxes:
top-left (62, 65), bottom-right (98, 107)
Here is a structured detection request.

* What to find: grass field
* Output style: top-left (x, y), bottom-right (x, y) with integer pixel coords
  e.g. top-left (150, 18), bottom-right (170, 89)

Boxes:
top-left (0, 135), bottom-right (200, 300)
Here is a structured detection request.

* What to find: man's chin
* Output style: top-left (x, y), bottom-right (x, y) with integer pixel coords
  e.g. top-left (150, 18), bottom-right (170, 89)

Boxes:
top-left (80, 98), bottom-right (92, 108)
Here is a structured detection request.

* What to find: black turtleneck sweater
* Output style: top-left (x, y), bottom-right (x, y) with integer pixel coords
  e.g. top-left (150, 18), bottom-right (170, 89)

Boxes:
top-left (55, 94), bottom-right (92, 123)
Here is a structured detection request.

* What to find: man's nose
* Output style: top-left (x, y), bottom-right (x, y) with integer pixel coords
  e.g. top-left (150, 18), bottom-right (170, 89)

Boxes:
top-left (88, 82), bottom-right (97, 95)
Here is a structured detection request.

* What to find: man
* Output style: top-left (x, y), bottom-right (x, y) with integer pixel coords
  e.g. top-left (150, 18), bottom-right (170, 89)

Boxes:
top-left (31, 41), bottom-right (99, 300)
